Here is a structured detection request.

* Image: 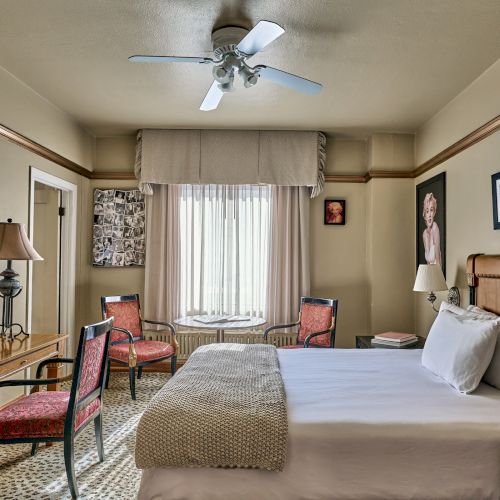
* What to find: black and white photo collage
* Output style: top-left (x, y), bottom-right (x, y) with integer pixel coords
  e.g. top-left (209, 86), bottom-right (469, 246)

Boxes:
top-left (92, 189), bottom-right (145, 266)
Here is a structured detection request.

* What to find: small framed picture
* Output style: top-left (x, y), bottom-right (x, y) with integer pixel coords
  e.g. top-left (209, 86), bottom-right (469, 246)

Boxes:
top-left (324, 200), bottom-right (346, 225)
top-left (491, 172), bottom-right (500, 229)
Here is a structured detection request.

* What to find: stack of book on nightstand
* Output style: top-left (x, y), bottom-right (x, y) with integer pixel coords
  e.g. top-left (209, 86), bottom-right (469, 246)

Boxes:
top-left (371, 332), bottom-right (418, 348)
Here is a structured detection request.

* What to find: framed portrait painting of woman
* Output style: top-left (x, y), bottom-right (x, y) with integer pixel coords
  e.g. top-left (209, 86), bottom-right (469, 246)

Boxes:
top-left (324, 200), bottom-right (346, 225)
top-left (416, 172), bottom-right (446, 276)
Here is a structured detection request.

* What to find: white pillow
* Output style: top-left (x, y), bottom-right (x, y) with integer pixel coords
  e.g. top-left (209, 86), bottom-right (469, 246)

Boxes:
top-left (439, 302), bottom-right (469, 316)
top-left (466, 304), bottom-right (499, 319)
top-left (466, 306), bottom-right (500, 389)
top-left (422, 310), bottom-right (498, 393)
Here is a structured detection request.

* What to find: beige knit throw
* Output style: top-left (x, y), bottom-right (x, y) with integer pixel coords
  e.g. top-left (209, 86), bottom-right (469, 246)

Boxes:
top-left (135, 343), bottom-right (288, 471)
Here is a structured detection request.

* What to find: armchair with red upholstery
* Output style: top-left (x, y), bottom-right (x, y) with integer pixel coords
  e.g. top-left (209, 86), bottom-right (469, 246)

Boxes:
top-left (264, 297), bottom-right (338, 348)
top-left (0, 317), bottom-right (113, 499)
top-left (101, 294), bottom-right (177, 400)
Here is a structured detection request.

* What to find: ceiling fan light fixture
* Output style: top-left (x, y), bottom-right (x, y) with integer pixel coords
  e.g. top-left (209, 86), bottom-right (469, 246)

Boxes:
top-left (129, 19), bottom-right (322, 111)
top-left (213, 65), bottom-right (228, 81)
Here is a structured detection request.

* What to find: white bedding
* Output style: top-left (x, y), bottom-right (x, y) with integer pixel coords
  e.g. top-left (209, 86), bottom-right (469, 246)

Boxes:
top-left (138, 348), bottom-right (500, 500)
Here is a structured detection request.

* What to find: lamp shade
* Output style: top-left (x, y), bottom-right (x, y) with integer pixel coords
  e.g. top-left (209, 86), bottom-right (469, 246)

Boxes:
top-left (0, 220), bottom-right (43, 261)
top-left (413, 264), bottom-right (447, 292)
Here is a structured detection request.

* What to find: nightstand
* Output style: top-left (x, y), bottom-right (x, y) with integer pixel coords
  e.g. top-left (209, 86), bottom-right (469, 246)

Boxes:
top-left (355, 335), bottom-right (426, 349)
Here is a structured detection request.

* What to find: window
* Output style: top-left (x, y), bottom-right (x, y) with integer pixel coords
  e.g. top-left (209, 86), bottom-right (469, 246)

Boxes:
top-left (179, 184), bottom-right (271, 317)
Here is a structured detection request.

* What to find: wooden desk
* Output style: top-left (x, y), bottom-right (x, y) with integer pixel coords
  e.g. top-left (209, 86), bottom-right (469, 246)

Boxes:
top-left (0, 333), bottom-right (67, 387)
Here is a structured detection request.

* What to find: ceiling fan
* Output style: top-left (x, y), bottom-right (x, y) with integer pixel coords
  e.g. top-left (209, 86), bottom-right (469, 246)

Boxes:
top-left (129, 20), bottom-right (323, 111)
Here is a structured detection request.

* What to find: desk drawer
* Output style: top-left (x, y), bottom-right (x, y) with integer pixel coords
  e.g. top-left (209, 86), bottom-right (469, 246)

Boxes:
top-left (0, 345), bottom-right (59, 378)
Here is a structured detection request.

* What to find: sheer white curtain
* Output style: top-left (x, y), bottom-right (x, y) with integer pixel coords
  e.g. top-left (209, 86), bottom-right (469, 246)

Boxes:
top-left (179, 184), bottom-right (271, 317)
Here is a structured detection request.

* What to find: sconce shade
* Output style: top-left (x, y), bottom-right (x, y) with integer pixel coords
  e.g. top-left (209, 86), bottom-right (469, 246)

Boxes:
top-left (413, 264), bottom-right (447, 292)
top-left (0, 221), bottom-right (43, 261)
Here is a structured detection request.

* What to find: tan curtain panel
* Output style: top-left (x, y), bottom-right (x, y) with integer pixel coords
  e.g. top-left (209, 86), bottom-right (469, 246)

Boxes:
top-left (265, 185), bottom-right (310, 325)
top-left (135, 129), bottom-right (326, 198)
top-left (144, 184), bottom-right (181, 322)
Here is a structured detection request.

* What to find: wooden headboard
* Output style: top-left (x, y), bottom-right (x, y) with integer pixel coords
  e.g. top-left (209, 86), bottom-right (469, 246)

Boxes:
top-left (467, 254), bottom-right (500, 315)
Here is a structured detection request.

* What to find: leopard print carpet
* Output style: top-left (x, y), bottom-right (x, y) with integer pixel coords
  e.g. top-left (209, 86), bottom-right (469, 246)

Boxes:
top-left (0, 372), bottom-right (169, 499)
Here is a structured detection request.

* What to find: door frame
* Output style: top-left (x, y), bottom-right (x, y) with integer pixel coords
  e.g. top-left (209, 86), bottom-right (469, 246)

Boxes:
top-left (27, 167), bottom-right (77, 355)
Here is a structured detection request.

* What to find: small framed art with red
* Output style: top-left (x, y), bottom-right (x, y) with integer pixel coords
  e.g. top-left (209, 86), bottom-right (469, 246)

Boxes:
top-left (324, 199), bottom-right (346, 225)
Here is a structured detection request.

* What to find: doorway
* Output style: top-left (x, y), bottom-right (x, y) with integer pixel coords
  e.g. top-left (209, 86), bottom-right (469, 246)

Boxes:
top-left (28, 168), bottom-right (77, 356)
top-left (31, 182), bottom-right (61, 333)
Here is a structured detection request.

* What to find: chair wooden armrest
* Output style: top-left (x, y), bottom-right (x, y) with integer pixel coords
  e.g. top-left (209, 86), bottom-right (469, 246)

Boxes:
top-left (142, 319), bottom-right (176, 337)
top-left (36, 357), bottom-right (74, 379)
top-left (0, 374), bottom-right (73, 389)
top-left (111, 327), bottom-right (135, 343)
top-left (263, 321), bottom-right (300, 340)
top-left (111, 327), bottom-right (137, 367)
top-left (304, 329), bottom-right (331, 347)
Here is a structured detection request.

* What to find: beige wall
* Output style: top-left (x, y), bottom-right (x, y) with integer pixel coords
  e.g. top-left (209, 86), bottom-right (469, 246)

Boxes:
top-left (92, 134), bottom-right (416, 348)
top-left (87, 179), bottom-right (145, 323)
top-left (87, 137), bottom-right (144, 322)
top-left (369, 133), bottom-right (414, 171)
top-left (310, 182), bottom-right (369, 347)
top-left (0, 140), bottom-right (91, 406)
top-left (95, 136), bottom-right (136, 172)
top-left (416, 59), bottom-right (500, 165)
top-left (414, 57), bottom-right (500, 336)
top-left (366, 178), bottom-right (414, 334)
top-left (0, 66), bottom-right (95, 170)
top-left (414, 132), bottom-right (500, 336)
top-left (0, 67), bottom-right (93, 406)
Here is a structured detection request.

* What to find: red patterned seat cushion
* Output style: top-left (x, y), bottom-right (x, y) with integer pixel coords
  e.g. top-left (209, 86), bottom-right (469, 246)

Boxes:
top-left (297, 303), bottom-right (333, 347)
top-left (108, 340), bottom-right (175, 364)
top-left (0, 391), bottom-right (100, 440)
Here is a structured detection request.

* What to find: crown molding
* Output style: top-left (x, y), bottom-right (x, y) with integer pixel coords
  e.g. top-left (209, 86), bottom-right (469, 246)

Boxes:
top-left (89, 171), bottom-right (136, 180)
top-left (413, 113), bottom-right (500, 178)
top-left (0, 123), bottom-right (91, 178)
top-left (2, 114), bottom-right (499, 183)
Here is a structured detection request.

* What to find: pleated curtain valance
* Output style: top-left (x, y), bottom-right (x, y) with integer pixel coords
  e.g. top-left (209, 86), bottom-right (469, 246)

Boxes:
top-left (134, 129), bottom-right (326, 198)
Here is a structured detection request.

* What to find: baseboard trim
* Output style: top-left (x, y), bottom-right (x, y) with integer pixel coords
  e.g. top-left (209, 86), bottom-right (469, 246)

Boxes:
top-left (110, 359), bottom-right (185, 373)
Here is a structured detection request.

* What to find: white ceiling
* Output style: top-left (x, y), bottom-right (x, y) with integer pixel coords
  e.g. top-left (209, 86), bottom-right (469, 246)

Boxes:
top-left (0, 0), bottom-right (499, 137)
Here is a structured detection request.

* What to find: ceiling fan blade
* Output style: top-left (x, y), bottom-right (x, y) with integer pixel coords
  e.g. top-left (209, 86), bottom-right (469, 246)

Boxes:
top-left (200, 81), bottom-right (224, 111)
top-left (129, 55), bottom-right (213, 64)
top-left (255, 65), bottom-right (322, 95)
top-left (236, 20), bottom-right (284, 56)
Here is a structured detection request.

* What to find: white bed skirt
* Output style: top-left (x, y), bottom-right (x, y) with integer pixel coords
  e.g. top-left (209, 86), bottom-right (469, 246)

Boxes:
top-left (138, 349), bottom-right (500, 500)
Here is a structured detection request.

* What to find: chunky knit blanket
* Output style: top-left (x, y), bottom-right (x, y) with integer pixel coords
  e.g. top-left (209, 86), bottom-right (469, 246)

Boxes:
top-left (135, 343), bottom-right (288, 471)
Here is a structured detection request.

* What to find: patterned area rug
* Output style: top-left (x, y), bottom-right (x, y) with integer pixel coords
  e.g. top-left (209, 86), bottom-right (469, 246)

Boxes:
top-left (0, 373), bottom-right (169, 499)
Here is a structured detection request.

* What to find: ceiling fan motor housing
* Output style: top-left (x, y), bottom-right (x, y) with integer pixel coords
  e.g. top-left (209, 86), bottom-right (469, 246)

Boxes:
top-left (211, 26), bottom-right (258, 91)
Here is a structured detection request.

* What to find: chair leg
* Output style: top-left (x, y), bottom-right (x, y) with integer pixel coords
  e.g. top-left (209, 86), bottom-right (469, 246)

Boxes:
top-left (129, 367), bottom-right (136, 400)
top-left (31, 443), bottom-right (39, 456)
top-left (64, 436), bottom-right (79, 499)
top-left (105, 361), bottom-right (110, 389)
top-left (94, 413), bottom-right (105, 463)
top-left (171, 355), bottom-right (177, 376)
top-left (137, 366), bottom-right (143, 379)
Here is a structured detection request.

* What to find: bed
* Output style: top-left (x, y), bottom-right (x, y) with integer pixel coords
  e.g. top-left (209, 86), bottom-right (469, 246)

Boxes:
top-left (137, 254), bottom-right (500, 500)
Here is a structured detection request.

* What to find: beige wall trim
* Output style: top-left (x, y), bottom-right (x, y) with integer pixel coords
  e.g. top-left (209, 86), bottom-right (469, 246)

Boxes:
top-left (3, 116), bottom-right (499, 183)
top-left (325, 171), bottom-right (413, 183)
top-left (369, 170), bottom-right (414, 179)
top-left (414, 114), bottom-right (500, 178)
top-left (0, 122), bottom-right (91, 177)
top-left (90, 171), bottom-right (136, 180)
top-left (324, 174), bottom-right (369, 183)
